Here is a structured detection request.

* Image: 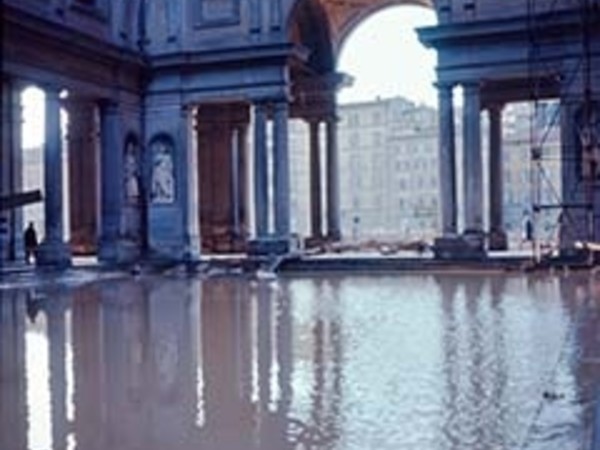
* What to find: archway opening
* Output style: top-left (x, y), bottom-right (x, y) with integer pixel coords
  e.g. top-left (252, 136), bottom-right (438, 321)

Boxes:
top-left (21, 86), bottom-right (47, 247)
top-left (333, 6), bottom-right (439, 245)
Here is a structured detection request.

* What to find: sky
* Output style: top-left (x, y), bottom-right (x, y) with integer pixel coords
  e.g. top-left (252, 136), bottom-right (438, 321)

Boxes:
top-left (21, 5), bottom-right (437, 148)
top-left (337, 6), bottom-right (438, 106)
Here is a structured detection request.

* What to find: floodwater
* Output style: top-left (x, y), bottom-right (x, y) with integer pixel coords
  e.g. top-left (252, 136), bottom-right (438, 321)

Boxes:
top-left (1, 271), bottom-right (600, 450)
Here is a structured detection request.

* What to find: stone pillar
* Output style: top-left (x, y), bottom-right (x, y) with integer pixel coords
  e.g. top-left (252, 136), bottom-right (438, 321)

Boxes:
top-left (231, 127), bottom-right (242, 241)
top-left (560, 99), bottom-right (586, 248)
top-left (462, 82), bottom-right (484, 234)
top-left (0, 78), bottom-right (24, 263)
top-left (37, 87), bottom-right (72, 267)
top-left (309, 119), bottom-right (323, 239)
top-left (273, 100), bottom-right (290, 237)
top-left (65, 100), bottom-right (98, 255)
top-left (253, 102), bottom-right (269, 238)
top-left (488, 103), bottom-right (507, 250)
top-left (98, 100), bottom-right (123, 263)
top-left (325, 117), bottom-right (341, 240)
top-left (437, 83), bottom-right (458, 235)
top-left (231, 123), bottom-right (249, 249)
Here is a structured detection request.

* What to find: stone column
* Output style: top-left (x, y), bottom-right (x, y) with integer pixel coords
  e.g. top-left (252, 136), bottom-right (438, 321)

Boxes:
top-left (488, 103), bottom-right (507, 250)
top-left (436, 82), bottom-right (458, 235)
top-left (98, 100), bottom-right (123, 263)
top-left (253, 102), bottom-right (269, 238)
top-left (560, 99), bottom-right (585, 248)
top-left (37, 87), bottom-right (72, 267)
top-left (183, 105), bottom-right (202, 259)
top-left (0, 78), bottom-right (24, 263)
top-left (462, 82), bottom-right (484, 234)
top-left (273, 100), bottom-right (290, 237)
top-left (309, 119), bottom-right (323, 239)
top-left (231, 123), bottom-right (249, 249)
top-left (325, 117), bottom-right (341, 240)
top-left (237, 124), bottom-right (249, 242)
top-left (65, 100), bottom-right (98, 255)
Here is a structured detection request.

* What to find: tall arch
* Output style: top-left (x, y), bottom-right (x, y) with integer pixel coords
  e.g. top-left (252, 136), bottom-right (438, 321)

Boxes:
top-left (334, 0), bottom-right (434, 56)
top-left (287, 0), bottom-right (335, 75)
top-left (286, 0), bottom-right (435, 58)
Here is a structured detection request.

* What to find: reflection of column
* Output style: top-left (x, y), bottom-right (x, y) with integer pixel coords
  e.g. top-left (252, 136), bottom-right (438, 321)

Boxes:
top-left (311, 314), bottom-right (325, 424)
top-left (47, 297), bottom-right (68, 450)
top-left (254, 103), bottom-right (269, 238)
top-left (256, 282), bottom-right (272, 419)
top-left (463, 83), bottom-right (483, 233)
top-left (0, 292), bottom-right (28, 450)
top-left (328, 279), bottom-right (343, 439)
top-left (146, 281), bottom-right (194, 447)
top-left (325, 117), bottom-right (341, 240)
top-left (276, 284), bottom-right (292, 412)
top-left (437, 82), bottom-right (458, 235)
top-left (309, 119), bottom-right (323, 239)
top-left (273, 101), bottom-right (290, 237)
top-left (37, 87), bottom-right (72, 267)
top-left (98, 100), bottom-right (122, 262)
top-left (488, 104), bottom-right (507, 250)
top-left (72, 288), bottom-right (105, 450)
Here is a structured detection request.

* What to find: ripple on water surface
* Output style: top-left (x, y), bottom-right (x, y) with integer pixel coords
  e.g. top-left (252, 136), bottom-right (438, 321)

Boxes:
top-left (1, 272), bottom-right (599, 450)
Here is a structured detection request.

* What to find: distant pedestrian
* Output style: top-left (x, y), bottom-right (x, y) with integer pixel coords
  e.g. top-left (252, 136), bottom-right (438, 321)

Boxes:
top-left (24, 222), bottom-right (38, 264)
top-left (521, 214), bottom-right (534, 249)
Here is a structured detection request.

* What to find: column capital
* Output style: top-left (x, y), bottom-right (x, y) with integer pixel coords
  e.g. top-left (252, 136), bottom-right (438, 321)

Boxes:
top-left (434, 81), bottom-right (456, 91)
top-left (98, 98), bottom-right (120, 113)
top-left (305, 115), bottom-right (324, 126)
top-left (462, 81), bottom-right (482, 94)
top-left (485, 102), bottom-right (505, 114)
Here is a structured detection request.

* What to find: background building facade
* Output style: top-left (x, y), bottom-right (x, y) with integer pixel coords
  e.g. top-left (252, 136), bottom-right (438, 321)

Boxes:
top-left (290, 97), bottom-right (562, 247)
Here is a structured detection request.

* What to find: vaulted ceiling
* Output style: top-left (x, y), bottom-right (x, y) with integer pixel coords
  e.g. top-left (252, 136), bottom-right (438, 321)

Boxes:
top-left (288, 0), bottom-right (433, 73)
top-left (312, 0), bottom-right (433, 50)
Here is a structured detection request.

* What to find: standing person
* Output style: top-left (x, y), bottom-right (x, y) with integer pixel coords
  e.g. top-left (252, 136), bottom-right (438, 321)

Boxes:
top-left (24, 222), bottom-right (38, 264)
top-left (521, 212), bottom-right (534, 250)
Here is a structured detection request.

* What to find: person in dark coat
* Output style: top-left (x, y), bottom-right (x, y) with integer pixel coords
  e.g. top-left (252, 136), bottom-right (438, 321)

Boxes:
top-left (24, 222), bottom-right (38, 264)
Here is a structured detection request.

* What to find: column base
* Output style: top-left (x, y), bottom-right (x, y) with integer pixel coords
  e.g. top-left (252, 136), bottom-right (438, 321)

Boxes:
top-left (433, 231), bottom-right (486, 260)
top-left (488, 229), bottom-right (508, 251)
top-left (248, 235), bottom-right (301, 256)
top-left (98, 238), bottom-right (142, 265)
top-left (36, 239), bottom-right (72, 268)
top-left (304, 235), bottom-right (326, 249)
top-left (326, 230), bottom-right (342, 242)
top-left (145, 234), bottom-right (202, 265)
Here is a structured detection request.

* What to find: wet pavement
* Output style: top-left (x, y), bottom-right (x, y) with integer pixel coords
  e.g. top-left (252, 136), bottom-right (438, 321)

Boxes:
top-left (1, 270), bottom-right (600, 450)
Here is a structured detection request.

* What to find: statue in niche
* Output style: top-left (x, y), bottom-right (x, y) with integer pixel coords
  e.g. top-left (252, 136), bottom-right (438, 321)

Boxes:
top-left (151, 140), bottom-right (175, 204)
top-left (124, 140), bottom-right (140, 203)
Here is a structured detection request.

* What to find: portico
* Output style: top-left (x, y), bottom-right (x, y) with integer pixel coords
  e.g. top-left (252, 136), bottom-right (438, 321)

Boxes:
top-left (2, 0), bottom-right (598, 266)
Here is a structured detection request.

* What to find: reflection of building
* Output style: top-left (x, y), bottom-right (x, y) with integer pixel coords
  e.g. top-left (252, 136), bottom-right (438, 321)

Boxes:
top-left (502, 102), bottom-right (562, 245)
top-left (290, 98), bottom-right (561, 245)
top-left (0, 278), bottom-right (343, 450)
